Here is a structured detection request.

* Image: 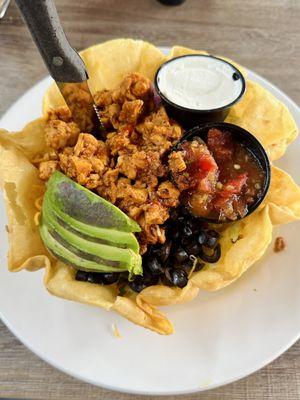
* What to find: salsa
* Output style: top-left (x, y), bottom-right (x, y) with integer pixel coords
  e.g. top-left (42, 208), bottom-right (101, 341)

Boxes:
top-left (169, 128), bottom-right (265, 221)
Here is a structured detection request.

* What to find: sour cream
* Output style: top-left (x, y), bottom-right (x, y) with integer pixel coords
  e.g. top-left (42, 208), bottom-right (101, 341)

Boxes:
top-left (156, 55), bottom-right (244, 111)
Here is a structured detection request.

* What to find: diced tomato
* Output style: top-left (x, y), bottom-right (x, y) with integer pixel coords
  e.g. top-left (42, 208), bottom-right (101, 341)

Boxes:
top-left (222, 173), bottom-right (248, 196)
top-left (196, 154), bottom-right (218, 193)
top-left (183, 141), bottom-right (218, 183)
top-left (212, 173), bottom-right (248, 220)
top-left (198, 153), bottom-right (217, 175)
top-left (207, 128), bottom-right (234, 162)
top-left (213, 195), bottom-right (233, 212)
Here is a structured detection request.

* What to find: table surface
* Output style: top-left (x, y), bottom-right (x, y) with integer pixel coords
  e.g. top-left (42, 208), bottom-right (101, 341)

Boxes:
top-left (1, 0), bottom-right (300, 399)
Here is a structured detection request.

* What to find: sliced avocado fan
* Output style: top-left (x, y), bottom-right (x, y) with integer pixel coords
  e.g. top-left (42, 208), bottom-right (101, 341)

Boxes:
top-left (46, 171), bottom-right (140, 232)
top-left (40, 171), bottom-right (142, 276)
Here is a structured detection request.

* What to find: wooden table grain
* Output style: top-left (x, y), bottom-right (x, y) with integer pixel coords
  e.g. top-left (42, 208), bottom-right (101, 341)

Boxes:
top-left (1, 0), bottom-right (300, 399)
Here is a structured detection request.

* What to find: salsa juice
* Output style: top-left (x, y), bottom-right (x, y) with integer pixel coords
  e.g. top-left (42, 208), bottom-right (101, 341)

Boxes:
top-left (169, 128), bottom-right (266, 221)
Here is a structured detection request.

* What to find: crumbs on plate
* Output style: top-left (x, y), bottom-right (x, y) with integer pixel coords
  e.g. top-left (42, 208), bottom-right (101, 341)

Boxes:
top-left (112, 323), bottom-right (122, 339)
top-left (274, 236), bottom-right (286, 253)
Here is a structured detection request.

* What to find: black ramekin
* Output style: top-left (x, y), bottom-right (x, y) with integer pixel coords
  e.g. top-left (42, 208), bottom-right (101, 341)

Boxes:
top-left (154, 54), bottom-right (246, 129)
top-left (172, 122), bottom-right (271, 223)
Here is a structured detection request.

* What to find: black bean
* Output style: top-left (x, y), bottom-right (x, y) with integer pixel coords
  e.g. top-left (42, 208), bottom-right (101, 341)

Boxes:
top-left (148, 241), bottom-right (172, 264)
top-left (87, 272), bottom-right (103, 284)
top-left (174, 214), bottom-right (185, 226)
top-left (102, 272), bottom-right (120, 285)
top-left (159, 240), bottom-right (172, 263)
top-left (163, 266), bottom-right (174, 286)
top-left (149, 246), bottom-right (161, 259)
top-left (186, 218), bottom-right (201, 234)
top-left (173, 229), bottom-right (180, 241)
top-left (143, 272), bottom-right (159, 286)
top-left (129, 273), bottom-right (159, 293)
top-left (173, 247), bottom-right (189, 263)
top-left (205, 236), bottom-right (219, 249)
top-left (145, 207), bottom-right (222, 288)
top-left (184, 241), bottom-right (201, 256)
top-left (129, 277), bottom-right (147, 293)
top-left (167, 224), bottom-right (180, 241)
top-left (147, 257), bottom-right (164, 275)
top-left (164, 268), bottom-right (188, 288)
top-left (178, 259), bottom-right (194, 274)
top-left (182, 225), bottom-right (193, 238)
top-left (169, 208), bottom-right (180, 221)
top-left (75, 270), bottom-right (88, 282)
top-left (117, 272), bottom-right (129, 294)
top-left (199, 243), bottom-right (221, 263)
top-left (180, 206), bottom-right (190, 216)
top-left (118, 271), bottom-right (129, 283)
top-left (172, 269), bottom-right (188, 288)
top-left (197, 231), bottom-right (207, 245)
top-left (181, 235), bottom-right (191, 247)
top-left (161, 271), bottom-right (173, 286)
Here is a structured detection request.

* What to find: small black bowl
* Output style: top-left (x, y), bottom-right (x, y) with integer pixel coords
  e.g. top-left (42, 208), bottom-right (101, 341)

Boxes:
top-left (171, 122), bottom-right (271, 223)
top-left (154, 54), bottom-right (246, 129)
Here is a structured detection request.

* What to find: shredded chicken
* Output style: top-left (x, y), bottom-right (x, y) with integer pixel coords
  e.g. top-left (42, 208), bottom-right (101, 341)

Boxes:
top-left (39, 160), bottom-right (59, 180)
top-left (168, 151), bottom-right (186, 173)
top-left (38, 73), bottom-right (183, 252)
top-left (45, 120), bottom-right (80, 150)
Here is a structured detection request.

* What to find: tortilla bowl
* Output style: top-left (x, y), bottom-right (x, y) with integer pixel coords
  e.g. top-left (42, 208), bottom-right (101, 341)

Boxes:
top-left (0, 39), bottom-right (300, 335)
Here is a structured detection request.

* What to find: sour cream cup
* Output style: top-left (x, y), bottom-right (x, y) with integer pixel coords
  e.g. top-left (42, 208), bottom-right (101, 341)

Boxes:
top-left (154, 54), bottom-right (246, 129)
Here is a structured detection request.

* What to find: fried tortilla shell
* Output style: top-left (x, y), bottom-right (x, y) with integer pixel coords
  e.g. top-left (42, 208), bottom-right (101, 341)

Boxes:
top-left (43, 259), bottom-right (174, 334)
top-left (137, 281), bottom-right (199, 307)
top-left (266, 166), bottom-right (300, 224)
top-left (226, 80), bottom-right (298, 161)
top-left (191, 206), bottom-right (273, 291)
top-left (0, 118), bottom-right (48, 162)
top-left (1, 39), bottom-right (300, 335)
top-left (0, 129), bottom-right (46, 271)
top-left (44, 262), bottom-right (198, 334)
top-left (113, 295), bottom-right (174, 335)
top-left (44, 261), bottom-right (117, 310)
top-left (43, 38), bottom-right (166, 112)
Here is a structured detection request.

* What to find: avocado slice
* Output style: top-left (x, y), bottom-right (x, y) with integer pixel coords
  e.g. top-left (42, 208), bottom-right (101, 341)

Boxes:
top-left (43, 195), bottom-right (139, 253)
top-left (40, 223), bottom-right (141, 274)
top-left (46, 171), bottom-right (140, 233)
top-left (41, 209), bottom-right (140, 267)
top-left (40, 171), bottom-right (143, 276)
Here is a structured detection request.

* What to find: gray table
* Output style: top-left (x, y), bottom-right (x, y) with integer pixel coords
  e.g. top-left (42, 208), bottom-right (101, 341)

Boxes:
top-left (1, 0), bottom-right (300, 398)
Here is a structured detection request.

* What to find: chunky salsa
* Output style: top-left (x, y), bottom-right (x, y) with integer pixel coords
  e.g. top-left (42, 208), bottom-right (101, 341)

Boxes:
top-left (169, 128), bottom-right (265, 221)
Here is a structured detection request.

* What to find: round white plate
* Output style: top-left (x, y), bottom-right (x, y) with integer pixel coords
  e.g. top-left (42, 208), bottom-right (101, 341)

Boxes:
top-left (1, 48), bottom-right (300, 395)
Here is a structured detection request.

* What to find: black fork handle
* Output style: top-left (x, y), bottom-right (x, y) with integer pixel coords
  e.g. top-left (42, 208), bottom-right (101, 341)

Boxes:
top-left (15, 0), bottom-right (87, 83)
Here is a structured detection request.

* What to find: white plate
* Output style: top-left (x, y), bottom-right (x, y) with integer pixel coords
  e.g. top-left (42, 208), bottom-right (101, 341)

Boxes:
top-left (1, 48), bottom-right (300, 395)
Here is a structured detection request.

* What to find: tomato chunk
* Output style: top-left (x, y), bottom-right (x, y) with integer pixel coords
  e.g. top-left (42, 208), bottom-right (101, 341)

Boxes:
top-left (207, 128), bottom-right (234, 162)
top-left (198, 153), bottom-right (217, 176)
top-left (222, 173), bottom-right (248, 196)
